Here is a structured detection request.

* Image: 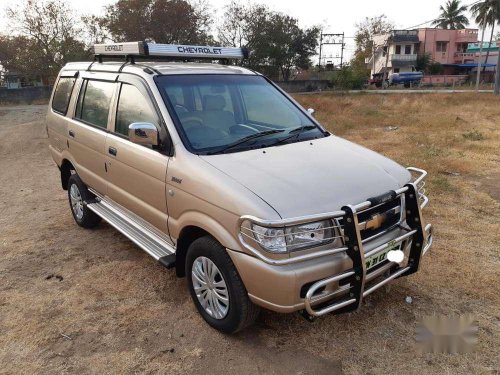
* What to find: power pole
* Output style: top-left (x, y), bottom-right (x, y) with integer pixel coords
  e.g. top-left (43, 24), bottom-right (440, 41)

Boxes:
top-left (340, 33), bottom-right (345, 67)
top-left (475, 13), bottom-right (488, 91)
top-left (495, 48), bottom-right (500, 95)
top-left (318, 33), bottom-right (323, 70)
top-left (318, 33), bottom-right (345, 70)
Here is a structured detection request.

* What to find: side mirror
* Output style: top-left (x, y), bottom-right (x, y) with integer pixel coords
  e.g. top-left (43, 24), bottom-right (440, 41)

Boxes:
top-left (307, 108), bottom-right (315, 116)
top-left (129, 122), bottom-right (158, 146)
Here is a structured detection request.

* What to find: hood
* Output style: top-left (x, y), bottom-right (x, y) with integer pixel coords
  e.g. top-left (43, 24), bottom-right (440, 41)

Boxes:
top-left (200, 135), bottom-right (411, 219)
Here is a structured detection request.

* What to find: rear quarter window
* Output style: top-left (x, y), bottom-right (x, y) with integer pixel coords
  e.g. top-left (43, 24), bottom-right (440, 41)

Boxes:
top-left (52, 77), bottom-right (76, 114)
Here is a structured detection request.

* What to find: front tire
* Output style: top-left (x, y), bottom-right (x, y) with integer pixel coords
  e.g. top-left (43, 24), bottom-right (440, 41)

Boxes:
top-left (186, 236), bottom-right (260, 333)
top-left (67, 174), bottom-right (101, 229)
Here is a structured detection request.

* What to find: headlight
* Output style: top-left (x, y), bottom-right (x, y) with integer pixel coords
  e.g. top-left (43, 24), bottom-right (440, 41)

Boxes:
top-left (251, 220), bottom-right (334, 254)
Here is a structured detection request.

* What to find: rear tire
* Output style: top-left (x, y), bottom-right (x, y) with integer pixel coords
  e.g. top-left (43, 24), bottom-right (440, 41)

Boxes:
top-left (186, 236), bottom-right (260, 333)
top-left (67, 174), bottom-right (101, 229)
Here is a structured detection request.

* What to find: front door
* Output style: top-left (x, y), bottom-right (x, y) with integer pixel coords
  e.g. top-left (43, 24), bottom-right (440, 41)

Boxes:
top-left (104, 77), bottom-right (170, 235)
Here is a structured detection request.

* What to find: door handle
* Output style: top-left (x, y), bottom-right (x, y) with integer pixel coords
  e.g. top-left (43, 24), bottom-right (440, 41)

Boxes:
top-left (68, 130), bottom-right (75, 138)
top-left (108, 146), bottom-right (117, 156)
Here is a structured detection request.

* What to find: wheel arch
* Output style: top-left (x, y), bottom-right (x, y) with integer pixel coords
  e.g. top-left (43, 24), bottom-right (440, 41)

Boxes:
top-left (60, 158), bottom-right (76, 190)
top-left (175, 225), bottom-right (212, 278)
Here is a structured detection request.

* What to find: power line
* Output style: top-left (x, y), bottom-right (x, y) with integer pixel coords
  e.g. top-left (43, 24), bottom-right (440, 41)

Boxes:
top-left (403, 0), bottom-right (484, 29)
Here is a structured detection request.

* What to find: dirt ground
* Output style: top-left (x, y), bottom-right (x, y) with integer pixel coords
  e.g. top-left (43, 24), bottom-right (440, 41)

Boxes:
top-left (0, 94), bottom-right (499, 375)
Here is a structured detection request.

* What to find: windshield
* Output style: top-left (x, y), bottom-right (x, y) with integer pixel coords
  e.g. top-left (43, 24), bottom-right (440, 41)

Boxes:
top-left (155, 74), bottom-right (325, 154)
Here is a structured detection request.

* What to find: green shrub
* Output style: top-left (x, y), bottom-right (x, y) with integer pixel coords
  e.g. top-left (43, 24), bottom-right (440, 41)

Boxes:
top-left (462, 129), bottom-right (484, 141)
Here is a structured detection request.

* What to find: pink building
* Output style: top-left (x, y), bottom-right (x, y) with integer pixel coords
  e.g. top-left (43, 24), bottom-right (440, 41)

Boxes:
top-left (369, 28), bottom-right (480, 79)
top-left (418, 28), bottom-right (479, 74)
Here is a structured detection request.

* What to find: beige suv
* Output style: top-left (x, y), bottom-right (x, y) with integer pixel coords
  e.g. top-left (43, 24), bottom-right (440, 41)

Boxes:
top-left (47, 42), bottom-right (433, 333)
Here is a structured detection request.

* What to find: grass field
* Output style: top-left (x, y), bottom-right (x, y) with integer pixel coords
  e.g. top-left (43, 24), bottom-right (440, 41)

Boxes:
top-left (0, 93), bottom-right (499, 374)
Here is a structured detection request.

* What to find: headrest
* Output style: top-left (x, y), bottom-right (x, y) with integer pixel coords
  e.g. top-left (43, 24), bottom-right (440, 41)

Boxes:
top-left (203, 95), bottom-right (226, 111)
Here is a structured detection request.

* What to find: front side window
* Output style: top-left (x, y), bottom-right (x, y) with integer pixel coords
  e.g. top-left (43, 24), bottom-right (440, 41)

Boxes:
top-left (76, 80), bottom-right (115, 129)
top-left (52, 77), bottom-right (75, 114)
top-left (115, 84), bottom-right (158, 136)
top-left (156, 75), bottom-right (325, 154)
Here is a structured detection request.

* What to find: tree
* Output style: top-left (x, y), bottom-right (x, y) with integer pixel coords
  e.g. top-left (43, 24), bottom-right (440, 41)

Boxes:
top-left (432, 0), bottom-right (469, 29)
top-left (353, 15), bottom-right (394, 80)
top-left (102, 0), bottom-right (213, 44)
top-left (416, 53), bottom-right (432, 73)
top-left (218, 3), bottom-right (319, 81)
top-left (217, 2), bottom-right (269, 49)
top-left (428, 62), bottom-right (444, 75)
top-left (471, 0), bottom-right (500, 73)
top-left (3, 0), bottom-right (89, 82)
top-left (82, 15), bottom-right (110, 45)
top-left (354, 15), bottom-right (394, 57)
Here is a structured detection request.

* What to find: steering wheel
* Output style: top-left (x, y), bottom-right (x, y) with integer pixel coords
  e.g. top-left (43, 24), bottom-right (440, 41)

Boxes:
top-left (174, 104), bottom-right (189, 113)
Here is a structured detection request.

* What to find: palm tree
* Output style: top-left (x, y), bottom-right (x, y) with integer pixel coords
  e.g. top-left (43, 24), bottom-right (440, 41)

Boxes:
top-left (432, 0), bottom-right (470, 29)
top-left (471, 0), bottom-right (500, 73)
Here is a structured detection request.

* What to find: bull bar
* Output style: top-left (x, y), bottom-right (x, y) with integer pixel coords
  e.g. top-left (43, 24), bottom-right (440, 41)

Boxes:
top-left (238, 167), bottom-right (433, 317)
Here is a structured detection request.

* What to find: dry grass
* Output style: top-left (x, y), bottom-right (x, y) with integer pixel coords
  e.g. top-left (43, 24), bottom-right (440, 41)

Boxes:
top-left (0, 95), bottom-right (499, 375)
top-left (293, 92), bottom-right (500, 373)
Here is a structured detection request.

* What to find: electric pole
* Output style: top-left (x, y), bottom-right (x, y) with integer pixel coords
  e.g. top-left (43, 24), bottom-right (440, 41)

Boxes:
top-left (317, 33), bottom-right (345, 70)
top-left (494, 48), bottom-right (500, 95)
top-left (475, 13), bottom-right (488, 91)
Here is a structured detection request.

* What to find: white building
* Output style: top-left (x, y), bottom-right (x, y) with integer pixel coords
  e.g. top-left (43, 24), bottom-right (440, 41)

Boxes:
top-left (367, 30), bottom-right (420, 77)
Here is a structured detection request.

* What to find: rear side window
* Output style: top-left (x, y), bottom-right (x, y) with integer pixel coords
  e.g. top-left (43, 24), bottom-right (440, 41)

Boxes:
top-left (52, 77), bottom-right (76, 114)
top-left (115, 84), bottom-right (158, 136)
top-left (76, 80), bottom-right (115, 129)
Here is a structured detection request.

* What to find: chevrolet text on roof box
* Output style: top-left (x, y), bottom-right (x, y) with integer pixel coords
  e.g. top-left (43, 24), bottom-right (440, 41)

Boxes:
top-left (93, 42), bottom-right (248, 59)
top-left (46, 42), bottom-right (433, 333)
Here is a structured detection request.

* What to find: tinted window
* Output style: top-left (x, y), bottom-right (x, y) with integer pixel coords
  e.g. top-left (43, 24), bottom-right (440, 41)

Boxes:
top-left (77, 80), bottom-right (115, 128)
top-left (240, 84), bottom-right (301, 127)
top-left (157, 75), bottom-right (321, 154)
top-left (52, 77), bottom-right (75, 114)
top-left (115, 84), bottom-right (158, 136)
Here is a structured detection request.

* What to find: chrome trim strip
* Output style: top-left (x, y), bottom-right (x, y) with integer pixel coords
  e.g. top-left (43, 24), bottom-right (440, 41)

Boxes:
top-left (235, 235), bottom-right (348, 265)
top-left (364, 229), bottom-right (417, 259)
top-left (304, 271), bottom-right (356, 316)
top-left (423, 223), bottom-right (433, 255)
top-left (420, 194), bottom-right (429, 209)
top-left (362, 266), bottom-right (411, 297)
top-left (239, 210), bottom-right (346, 228)
top-left (407, 167), bottom-right (427, 185)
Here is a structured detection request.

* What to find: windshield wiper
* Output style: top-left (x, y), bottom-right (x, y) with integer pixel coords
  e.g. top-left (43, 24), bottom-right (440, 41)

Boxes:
top-left (207, 129), bottom-right (285, 154)
top-left (269, 125), bottom-right (317, 147)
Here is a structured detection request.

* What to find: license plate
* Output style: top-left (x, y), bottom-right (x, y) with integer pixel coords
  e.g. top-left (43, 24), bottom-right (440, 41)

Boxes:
top-left (365, 243), bottom-right (401, 270)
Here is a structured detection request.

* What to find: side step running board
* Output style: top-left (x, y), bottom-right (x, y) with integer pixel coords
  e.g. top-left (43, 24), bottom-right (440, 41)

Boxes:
top-left (86, 197), bottom-right (176, 267)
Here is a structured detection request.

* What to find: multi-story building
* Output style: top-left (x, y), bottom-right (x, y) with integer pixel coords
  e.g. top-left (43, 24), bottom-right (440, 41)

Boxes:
top-left (368, 30), bottom-right (420, 76)
top-left (368, 28), bottom-right (480, 78)
top-left (467, 41), bottom-right (499, 70)
top-left (418, 28), bottom-right (479, 74)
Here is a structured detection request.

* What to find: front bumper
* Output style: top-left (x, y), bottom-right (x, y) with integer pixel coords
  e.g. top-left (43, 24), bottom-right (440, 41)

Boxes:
top-left (233, 167), bottom-right (433, 316)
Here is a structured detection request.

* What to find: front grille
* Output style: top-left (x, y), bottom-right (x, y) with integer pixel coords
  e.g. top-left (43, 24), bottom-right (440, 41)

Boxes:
top-left (338, 196), bottom-right (402, 242)
top-left (358, 196), bottom-right (402, 240)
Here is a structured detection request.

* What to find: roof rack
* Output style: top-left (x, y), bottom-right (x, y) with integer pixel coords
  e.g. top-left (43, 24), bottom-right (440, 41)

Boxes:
top-left (93, 42), bottom-right (249, 63)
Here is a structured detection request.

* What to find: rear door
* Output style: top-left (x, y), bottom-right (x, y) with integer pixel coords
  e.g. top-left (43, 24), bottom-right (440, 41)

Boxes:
top-left (104, 74), bottom-right (170, 234)
top-left (69, 73), bottom-right (118, 194)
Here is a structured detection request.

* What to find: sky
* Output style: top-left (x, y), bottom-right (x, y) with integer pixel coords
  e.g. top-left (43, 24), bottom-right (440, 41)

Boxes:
top-left (0, 0), bottom-right (494, 62)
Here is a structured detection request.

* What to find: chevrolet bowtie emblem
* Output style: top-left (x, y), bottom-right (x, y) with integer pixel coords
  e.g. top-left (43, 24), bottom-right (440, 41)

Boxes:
top-left (365, 213), bottom-right (386, 230)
